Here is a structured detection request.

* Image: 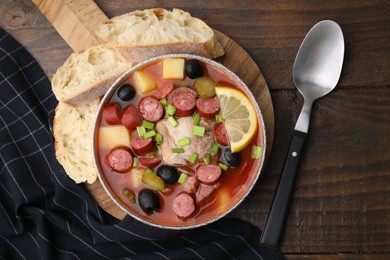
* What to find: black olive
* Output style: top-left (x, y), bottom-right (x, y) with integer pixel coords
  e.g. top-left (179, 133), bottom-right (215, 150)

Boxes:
top-left (138, 189), bottom-right (160, 214)
top-left (156, 165), bottom-right (179, 184)
top-left (185, 59), bottom-right (204, 79)
top-left (224, 148), bottom-right (242, 168)
top-left (117, 84), bottom-right (136, 101)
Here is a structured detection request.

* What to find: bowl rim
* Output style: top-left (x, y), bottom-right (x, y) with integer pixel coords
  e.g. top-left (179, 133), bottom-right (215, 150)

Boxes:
top-left (92, 53), bottom-right (267, 230)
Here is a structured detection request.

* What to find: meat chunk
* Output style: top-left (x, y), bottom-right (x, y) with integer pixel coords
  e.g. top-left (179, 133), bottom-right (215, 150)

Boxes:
top-left (156, 117), bottom-right (215, 165)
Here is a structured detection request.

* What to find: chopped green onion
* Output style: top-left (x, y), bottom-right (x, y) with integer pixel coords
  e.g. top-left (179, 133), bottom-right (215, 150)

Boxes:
top-left (171, 148), bottom-right (185, 153)
top-left (160, 98), bottom-right (167, 106)
top-left (143, 130), bottom-right (156, 139)
top-left (137, 126), bottom-right (146, 137)
top-left (193, 113), bottom-right (200, 126)
top-left (203, 154), bottom-right (211, 165)
top-left (212, 142), bottom-right (219, 154)
top-left (189, 153), bottom-right (198, 164)
top-left (179, 137), bottom-right (191, 147)
top-left (218, 162), bottom-right (229, 171)
top-left (132, 157), bottom-right (138, 167)
top-left (168, 116), bottom-right (178, 127)
top-left (252, 145), bottom-right (263, 159)
top-left (192, 125), bottom-right (205, 136)
top-left (156, 143), bottom-right (162, 152)
top-left (121, 188), bottom-right (136, 204)
top-left (142, 120), bottom-right (155, 130)
top-left (178, 173), bottom-right (188, 184)
top-left (166, 104), bottom-right (176, 116)
top-left (215, 113), bottom-right (222, 123)
top-left (154, 132), bottom-right (163, 144)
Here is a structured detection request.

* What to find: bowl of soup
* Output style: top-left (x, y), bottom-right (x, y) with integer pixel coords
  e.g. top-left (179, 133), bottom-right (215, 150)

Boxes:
top-left (93, 54), bottom-right (266, 229)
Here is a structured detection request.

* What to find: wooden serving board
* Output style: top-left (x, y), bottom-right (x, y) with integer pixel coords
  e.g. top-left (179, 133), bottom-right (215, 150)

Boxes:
top-left (33, 0), bottom-right (275, 220)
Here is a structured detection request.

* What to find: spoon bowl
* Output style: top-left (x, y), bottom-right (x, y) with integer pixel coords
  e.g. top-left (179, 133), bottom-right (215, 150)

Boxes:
top-left (293, 20), bottom-right (344, 99)
top-left (294, 20), bottom-right (344, 133)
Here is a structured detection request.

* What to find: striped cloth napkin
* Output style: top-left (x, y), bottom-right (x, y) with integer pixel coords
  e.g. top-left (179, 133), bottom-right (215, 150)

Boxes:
top-left (0, 28), bottom-right (284, 260)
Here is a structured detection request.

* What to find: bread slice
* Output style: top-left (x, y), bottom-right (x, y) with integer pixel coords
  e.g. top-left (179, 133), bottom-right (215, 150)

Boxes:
top-left (51, 44), bottom-right (133, 106)
top-left (53, 99), bottom-right (100, 184)
top-left (95, 8), bottom-right (225, 62)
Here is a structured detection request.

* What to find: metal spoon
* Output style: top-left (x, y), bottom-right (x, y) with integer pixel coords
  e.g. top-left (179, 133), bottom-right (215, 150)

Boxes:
top-left (260, 20), bottom-right (344, 247)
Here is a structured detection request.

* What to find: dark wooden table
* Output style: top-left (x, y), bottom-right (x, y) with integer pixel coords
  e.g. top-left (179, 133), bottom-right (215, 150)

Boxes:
top-left (2, 0), bottom-right (389, 258)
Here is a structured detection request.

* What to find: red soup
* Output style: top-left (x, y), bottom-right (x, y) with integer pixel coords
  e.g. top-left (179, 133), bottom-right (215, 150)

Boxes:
top-left (95, 56), bottom-right (265, 228)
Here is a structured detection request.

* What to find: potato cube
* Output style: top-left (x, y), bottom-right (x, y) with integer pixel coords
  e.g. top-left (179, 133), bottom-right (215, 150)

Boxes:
top-left (133, 71), bottom-right (157, 94)
top-left (162, 58), bottom-right (185, 80)
top-left (129, 167), bottom-right (144, 188)
top-left (99, 125), bottom-right (131, 150)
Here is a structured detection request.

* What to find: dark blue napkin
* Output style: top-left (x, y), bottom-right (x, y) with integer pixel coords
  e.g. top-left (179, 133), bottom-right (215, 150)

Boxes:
top-left (0, 28), bottom-right (284, 260)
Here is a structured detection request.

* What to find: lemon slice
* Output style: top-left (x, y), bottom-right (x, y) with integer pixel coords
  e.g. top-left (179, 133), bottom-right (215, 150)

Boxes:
top-left (215, 86), bottom-right (257, 153)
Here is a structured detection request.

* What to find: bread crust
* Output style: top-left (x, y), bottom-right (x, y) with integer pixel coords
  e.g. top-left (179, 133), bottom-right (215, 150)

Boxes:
top-left (95, 8), bottom-right (225, 62)
top-left (51, 44), bottom-right (133, 107)
top-left (53, 100), bottom-right (100, 184)
top-left (60, 70), bottom-right (127, 106)
top-left (116, 43), bottom-right (212, 63)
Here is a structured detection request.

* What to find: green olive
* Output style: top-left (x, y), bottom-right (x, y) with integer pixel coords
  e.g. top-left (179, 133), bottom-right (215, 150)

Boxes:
top-left (194, 76), bottom-right (216, 98)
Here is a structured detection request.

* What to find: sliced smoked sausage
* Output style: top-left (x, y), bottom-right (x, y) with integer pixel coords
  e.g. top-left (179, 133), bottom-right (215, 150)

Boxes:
top-left (196, 97), bottom-right (220, 118)
top-left (138, 96), bottom-right (164, 122)
top-left (103, 103), bottom-right (121, 125)
top-left (196, 184), bottom-right (215, 204)
top-left (121, 105), bottom-right (143, 131)
top-left (139, 157), bottom-right (161, 168)
top-left (183, 176), bottom-right (199, 194)
top-left (156, 81), bottom-right (175, 99)
top-left (170, 88), bottom-right (197, 117)
top-left (105, 147), bottom-right (133, 173)
top-left (196, 164), bottom-right (222, 184)
top-left (214, 122), bottom-right (229, 146)
top-left (168, 87), bottom-right (198, 102)
top-left (130, 136), bottom-right (156, 155)
top-left (173, 193), bottom-right (195, 218)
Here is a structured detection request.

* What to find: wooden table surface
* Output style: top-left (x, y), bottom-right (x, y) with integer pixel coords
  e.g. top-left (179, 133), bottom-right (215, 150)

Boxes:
top-left (2, 0), bottom-right (389, 258)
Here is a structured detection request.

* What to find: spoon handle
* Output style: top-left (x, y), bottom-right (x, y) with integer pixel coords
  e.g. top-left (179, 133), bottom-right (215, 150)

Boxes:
top-left (260, 130), bottom-right (306, 247)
